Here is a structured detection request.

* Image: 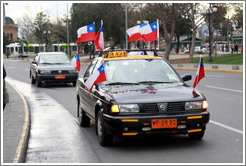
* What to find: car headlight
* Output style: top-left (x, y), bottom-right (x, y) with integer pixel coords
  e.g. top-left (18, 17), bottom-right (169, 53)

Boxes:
top-left (68, 70), bottom-right (78, 74)
top-left (39, 70), bottom-right (51, 75)
top-left (111, 104), bottom-right (140, 113)
top-left (185, 100), bottom-right (208, 111)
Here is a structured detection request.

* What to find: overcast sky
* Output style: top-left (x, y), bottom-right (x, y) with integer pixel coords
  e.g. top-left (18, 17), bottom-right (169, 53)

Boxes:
top-left (4, 1), bottom-right (73, 23)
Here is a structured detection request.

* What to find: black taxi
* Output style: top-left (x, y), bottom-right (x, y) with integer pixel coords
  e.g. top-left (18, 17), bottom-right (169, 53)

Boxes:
top-left (76, 50), bottom-right (209, 146)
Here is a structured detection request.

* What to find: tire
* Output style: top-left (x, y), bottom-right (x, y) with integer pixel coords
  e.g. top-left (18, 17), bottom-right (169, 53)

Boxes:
top-left (30, 72), bottom-right (36, 84)
top-left (78, 99), bottom-right (90, 127)
top-left (188, 130), bottom-right (205, 140)
top-left (96, 110), bottom-right (113, 146)
top-left (36, 76), bottom-right (42, 87)
top-left (72, 81), bottom-right (76, 86)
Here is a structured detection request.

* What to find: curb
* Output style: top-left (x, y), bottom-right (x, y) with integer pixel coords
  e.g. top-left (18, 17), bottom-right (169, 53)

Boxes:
top-left (174, 67), bottom-right (243, 74)
top-left (6, 81), bottom-right (30, 163)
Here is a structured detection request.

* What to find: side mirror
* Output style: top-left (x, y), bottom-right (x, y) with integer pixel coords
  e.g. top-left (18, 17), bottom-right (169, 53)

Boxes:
top-left (182, 75), bottom-right (192, 82)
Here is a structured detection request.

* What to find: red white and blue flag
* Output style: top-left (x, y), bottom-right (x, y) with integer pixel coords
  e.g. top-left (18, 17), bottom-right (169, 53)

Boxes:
top-left (75, 24), bottom-right (96, 44)
top-left (140, 21), bottom-right (159, 43)
top-left (71, 53), bottom-right (80, 71)
top-left (85, 63), bottom-right (107, 93)
top-left (193, 57), bottom-right (205, 88)
top-left (94, 24), bottom-right (104, 50)
top-left (127, 23), bottom-right (147, 42)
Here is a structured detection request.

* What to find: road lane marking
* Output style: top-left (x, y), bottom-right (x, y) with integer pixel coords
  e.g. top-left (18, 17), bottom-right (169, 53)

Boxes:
top-left (210, 120), bottom-right (243, 135)
top-left (206, 75), bottom-right (225, 78)
top-left (206, 85), bottom-right (243, 93)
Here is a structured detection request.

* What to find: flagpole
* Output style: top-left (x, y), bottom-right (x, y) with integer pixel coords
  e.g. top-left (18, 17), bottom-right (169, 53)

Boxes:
top-left (125, 4), bottom-right (128, 49)
top-left (157, 19), bottom-right (160, 51)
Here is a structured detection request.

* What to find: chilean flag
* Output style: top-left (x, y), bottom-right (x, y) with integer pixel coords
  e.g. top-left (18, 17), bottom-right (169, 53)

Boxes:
top-left (85, 64), bottom-right (107, 93)
top-left (140, 21), bottom-right (158, 43)
top-left (94, 24), bottom-right (104, 50)
top-left (71, 53), bottom-right (80, 71)
top-left (75, 24), bottom-right (96, 44)
top-left (193, 57), bottom-right (205, 88)
top-left (127, 23), bottom-right (147, 42)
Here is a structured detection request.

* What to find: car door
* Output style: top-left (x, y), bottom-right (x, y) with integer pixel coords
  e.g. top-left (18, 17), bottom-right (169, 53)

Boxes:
top-left (86, 59), bottom-right (103, 119)
top-left (79, 59), bottom-right (98, 117)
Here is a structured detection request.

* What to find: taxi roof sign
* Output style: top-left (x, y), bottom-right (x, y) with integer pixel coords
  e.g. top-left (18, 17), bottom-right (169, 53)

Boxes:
top-left (105, 51), bottom-right (127, 58)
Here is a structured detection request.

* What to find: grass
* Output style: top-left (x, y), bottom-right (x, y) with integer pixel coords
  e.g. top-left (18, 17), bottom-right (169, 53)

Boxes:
top-left (169, 53), bottom-right (243, 65)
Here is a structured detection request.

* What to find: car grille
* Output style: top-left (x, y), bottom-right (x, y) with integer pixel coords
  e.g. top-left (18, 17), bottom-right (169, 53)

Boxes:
top-left (139, 102), bottom-right (183, 113)
top-left (51, 70), bottom-right (69, 74)
top-left (139, 103), bottom-right (158, 113)
top-left (167, 102), bottom-right (183, 112)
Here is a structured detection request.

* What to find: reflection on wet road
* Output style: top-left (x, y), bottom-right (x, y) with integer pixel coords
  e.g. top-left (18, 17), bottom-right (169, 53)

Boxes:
top-left (6, 77), bottom-right (99, 163)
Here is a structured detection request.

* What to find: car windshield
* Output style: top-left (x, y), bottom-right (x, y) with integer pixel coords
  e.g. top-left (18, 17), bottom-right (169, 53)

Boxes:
top-left (103, 59), bottom-right (181, 85)
top-left (39, 54), bottom-right (70, 64)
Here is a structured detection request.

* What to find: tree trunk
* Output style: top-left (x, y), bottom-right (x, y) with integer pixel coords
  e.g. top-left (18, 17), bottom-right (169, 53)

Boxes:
top-left (189, 29), bottom-right (196, 58)
top-left (176, 36), bottom-right (180, 54)
top-left (164, 39), bottom-right (172, 60)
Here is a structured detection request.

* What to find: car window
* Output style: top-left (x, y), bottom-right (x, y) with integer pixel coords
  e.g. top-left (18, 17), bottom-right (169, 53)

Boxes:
top-left (103, 59), bottom-right (181, 84)
top-left (84, 59), bottom-right (98, 78)
top-left (39, 54), bottom-right (70, 64)
top-left (127, 51), bottom-right (154, 56)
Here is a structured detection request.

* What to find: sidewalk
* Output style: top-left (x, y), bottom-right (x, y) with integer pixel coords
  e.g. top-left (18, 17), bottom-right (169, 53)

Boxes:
top-left (3, 81), bottom-right (30, 163)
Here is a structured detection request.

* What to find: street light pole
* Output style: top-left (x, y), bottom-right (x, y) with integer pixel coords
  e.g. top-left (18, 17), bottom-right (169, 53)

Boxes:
top-left (125, 4), bottom-right (128, 49)
top-left (208, 10), bottom-right (212, 62)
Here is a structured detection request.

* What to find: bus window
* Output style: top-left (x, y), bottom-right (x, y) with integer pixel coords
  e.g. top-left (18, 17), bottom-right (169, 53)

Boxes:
top-left (29, 47), bottom-right (34, 52)
top-left (24, 47), bottom-right (28, 52)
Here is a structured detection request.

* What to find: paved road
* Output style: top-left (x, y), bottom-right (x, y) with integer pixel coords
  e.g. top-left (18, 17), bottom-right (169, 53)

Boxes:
top-left (3, 59), bottom-right (244, 163)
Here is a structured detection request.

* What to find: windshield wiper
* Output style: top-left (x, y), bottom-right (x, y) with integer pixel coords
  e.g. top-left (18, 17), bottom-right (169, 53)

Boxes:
top-left (106, 82), bottom-right (140, 86)
top-left (138, 81), bottom-right (175, 84)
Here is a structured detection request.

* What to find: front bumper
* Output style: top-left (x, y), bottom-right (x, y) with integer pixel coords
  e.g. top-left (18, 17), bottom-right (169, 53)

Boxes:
top-left (38, 74), bottom-right (78, 83)
top-left (103, 112), bottom-right (209, 136)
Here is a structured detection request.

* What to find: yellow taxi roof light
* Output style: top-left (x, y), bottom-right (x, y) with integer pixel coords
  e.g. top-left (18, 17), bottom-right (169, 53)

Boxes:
top-left (105, 51), bottom-right (127, 58)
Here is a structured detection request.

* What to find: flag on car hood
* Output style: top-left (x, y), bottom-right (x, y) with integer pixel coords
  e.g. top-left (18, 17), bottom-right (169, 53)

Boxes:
top-left (71, 53), bottom-right (80, 71)
top-left (127, 23), bottom-right (147, 42)
top-left (193, 57), bottom-right (205, 88)
top-left (140, 21), bottom-right (158, 43)
top-left (75, 24), bottom-right (96, 43)
top-left (85, 63), bottom-right (107, 92)
top-left (94, 24), bottom-right (104, 50)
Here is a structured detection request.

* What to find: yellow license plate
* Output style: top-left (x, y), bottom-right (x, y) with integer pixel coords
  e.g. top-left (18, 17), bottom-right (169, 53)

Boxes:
top-left (55, 75), bottom-right (65, 79)
top-left (151, 119), bottom-right (177, 129)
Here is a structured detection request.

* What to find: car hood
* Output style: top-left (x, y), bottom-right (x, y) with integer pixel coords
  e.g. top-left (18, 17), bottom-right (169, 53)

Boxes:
top-left (38, 64), bottom-right (75, 70)
top-left (101, 83), bottom-right (205, 104)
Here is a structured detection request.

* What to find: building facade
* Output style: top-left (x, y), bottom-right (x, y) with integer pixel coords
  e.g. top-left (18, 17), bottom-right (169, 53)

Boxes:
top-left (3, 17), bottom-right (18, 41)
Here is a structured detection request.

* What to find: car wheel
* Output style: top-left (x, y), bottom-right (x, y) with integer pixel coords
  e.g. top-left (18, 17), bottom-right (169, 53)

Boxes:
top-left (30, 72), bottom-right (36, 84)
top-left (78, 99), bottom-right (90, 127)
top-left (36, 76), bottom-right (42, 87)
top-left (188, 130), bottom-right (205, 140)
top-left (96, 110), bottom-right (113, 146)
top-left (72, 81), bottom-right (76, 86)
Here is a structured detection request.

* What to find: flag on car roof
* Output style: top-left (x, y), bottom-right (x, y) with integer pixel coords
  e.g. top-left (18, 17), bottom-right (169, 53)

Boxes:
top-left (75, 24), bottom-right (96, 44)
top-left (85, 64), bottom-right (107, 93)
top-left (127, 23), bottom-right (147, 42)
top-left (94, 23), bottom-right (104, 50)
top-left (71, 53), bottom-right (80, 71)
top-left (140, 21), bottom-right (159, 43)
top-left (193, 57), bottom-right (205, 88)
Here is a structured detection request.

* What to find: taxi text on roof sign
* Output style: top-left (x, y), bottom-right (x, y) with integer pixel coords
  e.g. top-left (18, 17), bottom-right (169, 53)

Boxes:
top-left (105, 51), bottom-right (127, 58)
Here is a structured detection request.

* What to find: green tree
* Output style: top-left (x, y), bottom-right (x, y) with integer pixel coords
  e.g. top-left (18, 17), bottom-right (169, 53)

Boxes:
top-left (231, 4), bottom-right (243, 29)
top-left (70, 3), bottom-right (125, 48)
top-left (34, 12), bottom-right (50, 45)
